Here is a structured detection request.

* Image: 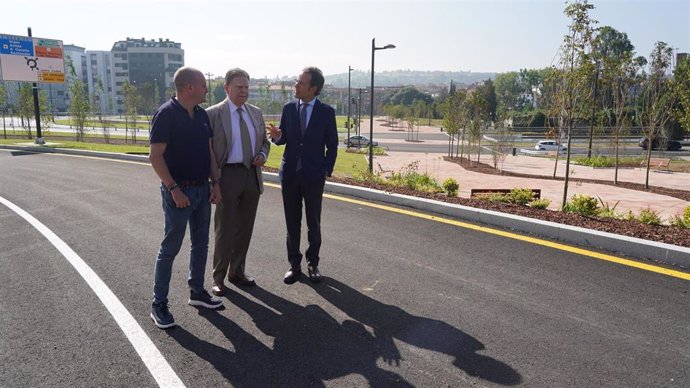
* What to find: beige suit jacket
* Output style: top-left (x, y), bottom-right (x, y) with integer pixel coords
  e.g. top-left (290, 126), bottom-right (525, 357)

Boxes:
top-left (206, 98), bottom-right (270, 193)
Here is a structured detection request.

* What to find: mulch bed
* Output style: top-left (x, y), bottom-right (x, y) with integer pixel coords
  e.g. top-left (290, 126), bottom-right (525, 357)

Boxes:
top-left (266, 157), bottom-right (690, 248)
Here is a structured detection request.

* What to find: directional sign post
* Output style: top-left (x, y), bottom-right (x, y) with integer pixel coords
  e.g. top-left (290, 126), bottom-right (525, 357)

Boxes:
top-left (0, 29), bottom-right (64, 144)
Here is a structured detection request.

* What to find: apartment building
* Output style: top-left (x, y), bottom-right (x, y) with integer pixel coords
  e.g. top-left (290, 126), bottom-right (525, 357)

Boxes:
top-left (111, 37), bottom-right (184, 114)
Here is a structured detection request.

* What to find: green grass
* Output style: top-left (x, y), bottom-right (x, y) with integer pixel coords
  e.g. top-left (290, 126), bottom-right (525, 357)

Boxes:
top-left (0, 138), bottom-right (150, 154)
top-left (5, 129), bottom-right (146, 142)
top-left (54, 119), bottom-right (150, 130)
top-left (0, 136), bottom-right (368, 176)
top-left (265, 144), bottom-right (369, 177)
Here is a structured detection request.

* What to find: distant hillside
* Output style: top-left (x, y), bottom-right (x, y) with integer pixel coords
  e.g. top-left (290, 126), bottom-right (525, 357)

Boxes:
top-left (326, 70), bottom-right (495, 88)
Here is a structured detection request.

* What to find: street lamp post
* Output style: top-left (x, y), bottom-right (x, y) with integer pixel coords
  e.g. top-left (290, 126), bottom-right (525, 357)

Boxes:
top-left (369, 38), bottom-right (395, 173)
top-left (347, 65), bottom-right (352, 149)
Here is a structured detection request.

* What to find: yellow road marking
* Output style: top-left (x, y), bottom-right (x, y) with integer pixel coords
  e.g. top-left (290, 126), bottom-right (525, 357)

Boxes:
top-left (266, 182), bottom-right (690, 281)
top-left (5, 150), bottom-right (685, 282)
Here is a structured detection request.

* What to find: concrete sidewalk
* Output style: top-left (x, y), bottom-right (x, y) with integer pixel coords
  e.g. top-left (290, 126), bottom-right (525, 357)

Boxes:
top-left (370, 120), bottom-right (690, 223)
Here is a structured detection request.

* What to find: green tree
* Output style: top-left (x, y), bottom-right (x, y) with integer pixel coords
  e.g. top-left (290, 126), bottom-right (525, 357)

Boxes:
top-left (494, 72), bottom-right (525, 115)
top-left (384, 86), bottom-right (433, 106)
top-left (69, 79), bottom-right (91, 141)
top-left (595, 26), bottom-right (639, 184)
top-left (476, 79), bottom-right (497, 122)
top-left (0, 82), bottom-right (7, 138)
top-left (441, 89), bottom-right (466, 158)
top-left (673, 55), bottom-right (690, 133)
top-left (122, 81), bottom-right (139, 143)
top-left (637, 41), bottom-right (677, 189)
top-left (18, 83), bottom-right (35, 139)
top-left (587, 26), bottom-right (635, 157)
top-left (464, 90), bottom-right (489, 163)
top-left (555, 0), bottom-right (597, 208)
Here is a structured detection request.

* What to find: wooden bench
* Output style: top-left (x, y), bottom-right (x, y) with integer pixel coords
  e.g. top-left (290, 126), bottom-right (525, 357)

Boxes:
top-left (641, 157), bottom-right (671, 172)
top-left (470, 188), bottom-right (541, 199)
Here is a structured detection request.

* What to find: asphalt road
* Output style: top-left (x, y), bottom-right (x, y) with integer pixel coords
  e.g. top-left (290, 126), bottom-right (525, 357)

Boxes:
top-left (1, 150), bottom-right (688, 387)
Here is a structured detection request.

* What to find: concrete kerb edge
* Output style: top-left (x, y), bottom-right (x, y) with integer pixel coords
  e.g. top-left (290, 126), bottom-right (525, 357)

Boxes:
top-left (4, 144), bottom-right (688, 269)
top-left (309, 179), bottom-right (690, 269)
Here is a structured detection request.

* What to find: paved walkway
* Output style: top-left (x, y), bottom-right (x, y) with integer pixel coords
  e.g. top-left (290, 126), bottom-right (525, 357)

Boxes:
top-left (369, 120), bottom-right (690, 223)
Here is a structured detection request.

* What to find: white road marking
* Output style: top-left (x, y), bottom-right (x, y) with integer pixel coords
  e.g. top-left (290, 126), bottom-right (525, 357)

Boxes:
top-left (0, 196), bottom-right (185, 388)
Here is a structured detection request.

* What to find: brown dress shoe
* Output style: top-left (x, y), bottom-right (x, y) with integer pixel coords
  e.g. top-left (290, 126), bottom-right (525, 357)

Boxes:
top-left (228, 273), bottom-right (256, 287)
top-left (211, 283), bottom-right (226, 296)
top-left (283, 268), bottom-right (302, 285)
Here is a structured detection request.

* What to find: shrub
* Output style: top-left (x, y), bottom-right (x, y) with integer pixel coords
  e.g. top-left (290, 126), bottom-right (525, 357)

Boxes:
top-left (637, 208), bottom-right (662, 225)
top-left (483, 193), bottom-right (511, 202)
top-left (563, 194), bottom-right (599, 216)
top-left (353, 169), bottom-right (385, 184)
top-left (529, 198), bottom-right (551, 209)
top-left (670, 215), bottom-right (688, 228)
top-left (442, 178), bottom-right (459, 197)
top-left (684, 206), bottom-right (690, 224)
top-left (574, 155), bottom-right (613, 167)
top-left (389, 161), bottom-right (443, 193)
top-left (622, 210), bottom-right (636, 221)
top-left (509, 188), bottom-right (538, 206)
top-left (597, 197), bottom-right (621, 219)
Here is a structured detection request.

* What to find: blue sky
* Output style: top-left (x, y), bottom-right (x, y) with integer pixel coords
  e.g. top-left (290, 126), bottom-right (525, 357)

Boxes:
top-left (2, 0), bottom-right (688, 78)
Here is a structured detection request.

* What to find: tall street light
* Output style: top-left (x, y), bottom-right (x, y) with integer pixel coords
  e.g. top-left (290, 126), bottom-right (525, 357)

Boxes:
top-left (369, 38), bottom-right (395, 172)
top-left (346, 65), bottom-right (353, 149)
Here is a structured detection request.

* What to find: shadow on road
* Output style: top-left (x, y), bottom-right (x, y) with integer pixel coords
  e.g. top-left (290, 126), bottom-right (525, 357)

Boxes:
top-left (169, 285), bottom-right (412, 387)
top-left (167, 279), bottom-right (521, 386)
top-left (312, 277), bottom-right (522, 386)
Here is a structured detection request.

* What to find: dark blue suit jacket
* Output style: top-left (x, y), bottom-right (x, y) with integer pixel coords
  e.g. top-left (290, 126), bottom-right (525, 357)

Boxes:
top-left (275, 99), bottom-right (338, 183)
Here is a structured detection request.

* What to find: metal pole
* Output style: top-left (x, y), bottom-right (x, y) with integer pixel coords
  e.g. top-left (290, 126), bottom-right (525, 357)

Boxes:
top-left (28, 27), bottom-right (45, 144)
top-left (347, 65), bottom-right (351, 149)
top-left (369, 38), bottom-right (375, 173)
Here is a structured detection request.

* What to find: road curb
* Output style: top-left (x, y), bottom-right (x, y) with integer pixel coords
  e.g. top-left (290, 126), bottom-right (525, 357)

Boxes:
top-left (4, 144), bottom-right (688, 269)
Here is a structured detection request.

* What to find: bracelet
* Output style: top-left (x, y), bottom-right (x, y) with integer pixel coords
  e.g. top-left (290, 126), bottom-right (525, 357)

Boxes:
top-left (167, 182), bottom-right (179, 192)
top-left (209, 179), bottom-right (219, 185)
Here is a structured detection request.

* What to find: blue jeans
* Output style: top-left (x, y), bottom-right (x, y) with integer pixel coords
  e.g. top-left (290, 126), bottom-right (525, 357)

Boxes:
top-left (152, 184), bottom-right (211, 305)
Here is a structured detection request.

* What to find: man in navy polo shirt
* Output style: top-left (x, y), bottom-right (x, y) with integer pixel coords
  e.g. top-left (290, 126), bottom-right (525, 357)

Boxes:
top-left (148, 66), bottom-right (223, 329)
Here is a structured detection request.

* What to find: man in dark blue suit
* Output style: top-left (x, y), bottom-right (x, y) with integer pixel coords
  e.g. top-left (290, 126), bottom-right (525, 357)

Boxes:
top-left (268, 67), bottom-right (338, 284)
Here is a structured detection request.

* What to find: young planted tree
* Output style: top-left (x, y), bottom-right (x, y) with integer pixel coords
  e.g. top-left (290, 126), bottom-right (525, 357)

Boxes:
top-left (595, 27), bottom-right (641, 184)
top-left (554, 0), bottom-right (597, 209)
top-left (0, 82), bottom-right (7, 139)
top-left (18, 83), bottom-right (35, 139)
top-left (637, 41), bottom-right (677, 189)
top-left (122, 80), bottom-right (139, 143)
top-left (69, 79), bottom-right (91, 141)
top-left (464, 90), bottom-right (489, 164)
top-left (440, 89), bottom-right (465, 158)
top-left (673, 56), bottom-right (690, 134)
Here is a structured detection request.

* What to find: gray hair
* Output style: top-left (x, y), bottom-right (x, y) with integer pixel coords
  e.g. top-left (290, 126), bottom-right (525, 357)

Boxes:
top-left (224, 68), bottom-right (250, 85)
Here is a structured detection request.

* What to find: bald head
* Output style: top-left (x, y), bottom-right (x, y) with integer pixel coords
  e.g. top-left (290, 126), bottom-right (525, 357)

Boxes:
top-left (173, 66), bottom-right (207, 107)
top-left (174, 66), bottom-right (204, 93)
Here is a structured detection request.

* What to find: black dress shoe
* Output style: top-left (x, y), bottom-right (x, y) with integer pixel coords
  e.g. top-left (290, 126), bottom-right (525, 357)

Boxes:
top-left (307, 265), bottom-right (322, 283)
top-left (211, 283), bottom-right (226, 296)
top-left (228, 273), bottom-right (256, 287)
top-left (283, 268), bottom-right (302, 284)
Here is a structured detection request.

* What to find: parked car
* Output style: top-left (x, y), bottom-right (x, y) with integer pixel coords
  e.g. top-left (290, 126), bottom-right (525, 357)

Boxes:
top-left (534, 140), bottom-right (567, 152)
top-left (638, 137), bottom-right (682, 151)
top-left (345, 135), bottom-right (378, 147)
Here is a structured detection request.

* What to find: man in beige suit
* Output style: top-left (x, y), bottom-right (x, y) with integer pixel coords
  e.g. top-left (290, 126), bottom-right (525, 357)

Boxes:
top-left (206, 68), bottom-right (270, 296)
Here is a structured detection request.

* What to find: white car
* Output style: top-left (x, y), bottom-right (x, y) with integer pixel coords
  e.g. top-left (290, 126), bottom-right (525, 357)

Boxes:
top-left (534, 140), bottom-right (567, 152)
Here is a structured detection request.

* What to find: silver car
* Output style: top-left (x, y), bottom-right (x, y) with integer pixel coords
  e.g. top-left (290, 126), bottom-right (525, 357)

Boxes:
top-left (345, 135), bottom-right (378, 147)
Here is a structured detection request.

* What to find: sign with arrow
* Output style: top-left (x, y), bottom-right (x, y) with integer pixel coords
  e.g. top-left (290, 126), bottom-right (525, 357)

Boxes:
top-left (0, 33), bottom-right (64, 83)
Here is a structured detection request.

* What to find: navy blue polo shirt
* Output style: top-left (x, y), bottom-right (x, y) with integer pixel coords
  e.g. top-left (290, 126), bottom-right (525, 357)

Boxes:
top-left (150, 97), bottom-right (213, 182)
